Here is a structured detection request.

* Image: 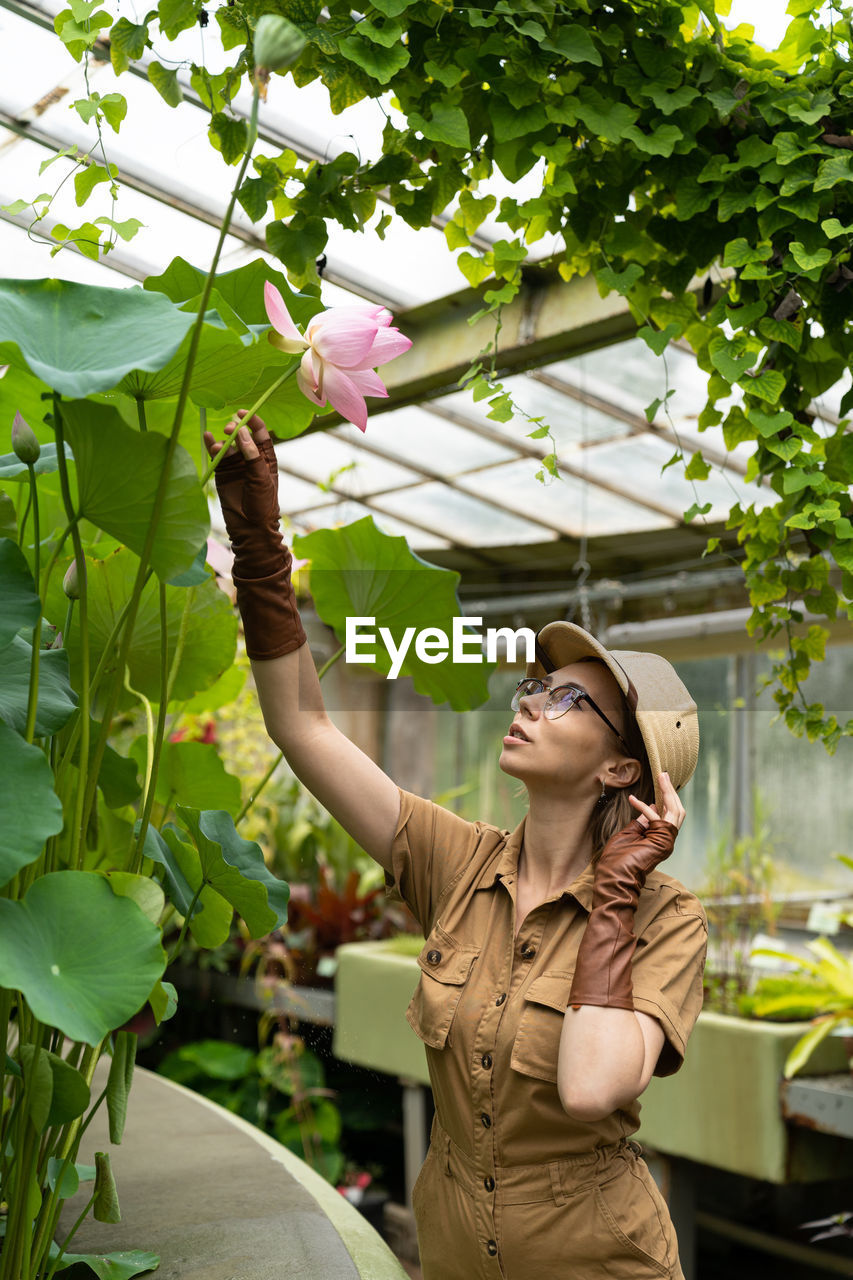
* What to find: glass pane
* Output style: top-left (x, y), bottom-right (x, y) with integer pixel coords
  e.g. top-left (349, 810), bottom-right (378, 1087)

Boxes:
top-left (341, 408), bottom-right (516, 474)
top-left (455, 458), bottom-right (673, 536)
top-left (436, 380), bottom-right (629, 451)
top-left (291, 500), bottom-right (450, 550)
top-left (377, 482), bottom-right (549, 546)
top-left (275, 435), bottom-right (420, 495)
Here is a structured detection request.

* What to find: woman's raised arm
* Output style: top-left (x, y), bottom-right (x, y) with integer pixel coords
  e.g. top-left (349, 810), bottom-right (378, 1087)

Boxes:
top-left (204, 412), bottom-right (400, 872)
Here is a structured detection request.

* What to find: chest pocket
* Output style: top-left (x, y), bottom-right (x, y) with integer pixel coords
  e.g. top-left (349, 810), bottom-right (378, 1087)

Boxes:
top-left (406, 925), bottom-right (479, 1050)
top-left (510, 971), bottom-right (573, 1083)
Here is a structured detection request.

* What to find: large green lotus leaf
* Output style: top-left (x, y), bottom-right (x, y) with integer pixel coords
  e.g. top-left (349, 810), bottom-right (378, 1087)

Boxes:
top-left (19, 1045), bottom-right (90, 1131)
top-left (0, 444), bottom-right (71, 481)
top-left (161, 827), bottom-right (233, 947)
top-left (174, 805), bottom-right (289, 937)
top-left (0, 637), bottom-right (78, 735)
top-left (144, 256), bottom-right (321, 330)
top-left (0, 363), bottom-right (55, 444)
top-left (0, 871), bottom-right (166, 1044)
top-left (293, 517), bottom-right (494, 711)
top-left (50, 1249), bottom-right (161, 1279)
top-left (130, 737), bottom-right (241, 815)
top-left (119, 316), bottom-right (276, 407)
top-left (45, 549), bottom-right (237, 705)
top-left (0, 278), bottom-right (195, 398)
top-left (141, 825), bottom-right (195, 916)
top-left (60, 399), bottom-right (208, 582)
top-left (180, 662), bottom-right (246, 714)
top-left (0, 720), bottom-right (64, 887)
top-left (0, 538), bottom-right (40, 649)
top-left (105, 873), bottom-right (164, 926)
top-left (73, 719), bottom-right (142, 809)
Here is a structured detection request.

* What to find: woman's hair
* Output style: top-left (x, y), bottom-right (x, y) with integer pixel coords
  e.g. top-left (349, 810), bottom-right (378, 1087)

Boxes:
top-left (579, 657), bottom-right (655, 856)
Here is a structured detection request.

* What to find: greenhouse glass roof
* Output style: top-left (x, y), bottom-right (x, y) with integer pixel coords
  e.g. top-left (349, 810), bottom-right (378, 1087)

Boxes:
top-left (0, 0), bottom-right (821, 571)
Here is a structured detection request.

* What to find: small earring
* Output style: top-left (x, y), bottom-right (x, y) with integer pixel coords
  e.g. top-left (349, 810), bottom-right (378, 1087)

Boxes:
top-left (595, 779), bottom-right (610, 810)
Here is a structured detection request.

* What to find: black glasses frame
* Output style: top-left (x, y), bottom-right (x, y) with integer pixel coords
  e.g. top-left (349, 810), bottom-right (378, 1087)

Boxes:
top-left (512, 678), bottom-right (631, 753)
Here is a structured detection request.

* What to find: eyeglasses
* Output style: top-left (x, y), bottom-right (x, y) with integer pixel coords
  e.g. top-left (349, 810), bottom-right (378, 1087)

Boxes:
top-left (511, 678), bottom-right (631, 752)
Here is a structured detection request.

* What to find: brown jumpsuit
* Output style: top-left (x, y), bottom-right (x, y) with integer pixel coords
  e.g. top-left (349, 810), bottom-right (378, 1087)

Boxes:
top-left (385, 789), bottom-right (708, 1280)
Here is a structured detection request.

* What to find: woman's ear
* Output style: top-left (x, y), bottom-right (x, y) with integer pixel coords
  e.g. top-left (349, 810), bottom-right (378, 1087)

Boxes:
top-left (606, 756), bottom-right (642, 789)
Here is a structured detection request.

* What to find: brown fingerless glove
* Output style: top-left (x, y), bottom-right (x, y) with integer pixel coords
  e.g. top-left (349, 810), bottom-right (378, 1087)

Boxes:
top-left (214, 437), bottom-right (306, 661)
top-left (568, 818), bottom-right (678, 1011)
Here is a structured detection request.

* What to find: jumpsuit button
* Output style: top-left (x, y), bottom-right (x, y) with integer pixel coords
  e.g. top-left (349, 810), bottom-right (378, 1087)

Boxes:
top-left (484, 1175), bottom-right (495, 1192)
top-left (487, 1240), bottom-right (498, 1256)
top-left (495, 993), bottom-right (506, 1006)
top-left (426, 950), bottom-right (442, 965)
top-left (481, 1112), bottom-right (491, 1128)
top-left (481, 1053), bottom-right (492, 1069)
top-left (520, 944), bottom-right (536, 959)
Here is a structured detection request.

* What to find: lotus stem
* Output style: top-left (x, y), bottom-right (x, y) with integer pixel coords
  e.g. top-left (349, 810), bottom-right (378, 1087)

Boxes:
top-left (200, 362), bottom-right (298, 486)
top-left (23, 465), bottom-right (41, 745)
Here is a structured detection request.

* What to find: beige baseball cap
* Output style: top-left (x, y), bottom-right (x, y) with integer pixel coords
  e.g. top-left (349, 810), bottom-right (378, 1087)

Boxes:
top-left (526, 621), bottom-right (699, 814)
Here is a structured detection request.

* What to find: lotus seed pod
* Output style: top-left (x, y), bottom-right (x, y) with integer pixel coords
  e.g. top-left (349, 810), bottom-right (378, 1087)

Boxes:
top-left (63, 557), bottom-right (83, 600)
top-left (11, 411), bottom-right (40, 464)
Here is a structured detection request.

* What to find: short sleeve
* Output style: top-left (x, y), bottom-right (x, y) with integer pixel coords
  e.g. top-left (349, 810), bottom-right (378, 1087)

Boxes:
top-left (630, 893), bottom-right (708, 1078)
top-left (384, 787), bottom-right (484, 935)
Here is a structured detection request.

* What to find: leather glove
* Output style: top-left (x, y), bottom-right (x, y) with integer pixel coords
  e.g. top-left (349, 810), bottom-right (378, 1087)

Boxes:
top-left (567, 817), bottom-right (678, 1011)
top-left (214, 436), bottom-right (306, 662)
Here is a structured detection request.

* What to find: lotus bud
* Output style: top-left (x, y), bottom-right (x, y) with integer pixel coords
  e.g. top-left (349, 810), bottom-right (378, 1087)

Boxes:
top-left (63, 557), bottom-right (83, 600)
top-left (253, 15), bottom-right (306, 99)
top-left (11, 411), bottom-right (40, 465)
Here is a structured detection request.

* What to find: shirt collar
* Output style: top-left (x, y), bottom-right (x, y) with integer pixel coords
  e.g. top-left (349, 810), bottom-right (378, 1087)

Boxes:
top-left (475, 815), bottom-right (597, 912)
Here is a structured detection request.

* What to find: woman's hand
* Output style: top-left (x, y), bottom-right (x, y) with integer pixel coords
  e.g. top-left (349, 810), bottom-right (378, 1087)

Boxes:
top-left (203, 408), bottom-right (268, 464)
top-left (628, 771), bottom-right (685, 832)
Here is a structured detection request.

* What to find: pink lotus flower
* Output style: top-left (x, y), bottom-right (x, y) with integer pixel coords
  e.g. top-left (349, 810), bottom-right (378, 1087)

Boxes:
top-left (263, 282), bottom-right (412, 432)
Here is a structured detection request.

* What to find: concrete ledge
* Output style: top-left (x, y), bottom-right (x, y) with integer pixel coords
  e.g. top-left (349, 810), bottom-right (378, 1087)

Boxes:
top-left (59, 1066), bottom-right (408, 1280)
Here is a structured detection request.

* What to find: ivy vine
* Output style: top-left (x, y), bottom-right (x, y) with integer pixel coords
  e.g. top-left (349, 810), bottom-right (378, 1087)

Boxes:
top-left (15, 0), bottom-right (853, 748)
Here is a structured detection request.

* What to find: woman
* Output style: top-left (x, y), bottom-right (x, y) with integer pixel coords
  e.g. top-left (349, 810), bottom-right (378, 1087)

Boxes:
top-left (206, 412), bottom-right (708, 1280)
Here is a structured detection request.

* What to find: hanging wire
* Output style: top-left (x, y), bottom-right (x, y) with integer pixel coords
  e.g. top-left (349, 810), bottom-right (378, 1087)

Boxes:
top-left (567, 357), bottom-right (592, 632)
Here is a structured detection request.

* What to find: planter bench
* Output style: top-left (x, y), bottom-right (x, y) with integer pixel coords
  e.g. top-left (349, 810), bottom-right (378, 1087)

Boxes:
top-left (58, 1064), bottom-right (407, 1280)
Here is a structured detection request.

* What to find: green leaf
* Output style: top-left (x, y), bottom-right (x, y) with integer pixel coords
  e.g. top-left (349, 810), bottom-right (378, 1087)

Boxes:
top-left (106, 873), bottom-right (164, 926)
top-left (0, 639), bottom-right (78, 737)
top-left (0, 277), bottom-right (195, 398)
top-left (73, 721), bottom-right (142, 809)
top-left (574, 88), bottom-right (638, 141)
top-left (141, 825), bottom-right (196, 916)
top-left (0, 722), bottom-right (64, 888)
top-left (337, 33), bottom-right (408, 83)
top-left (130, 738), bottom-right (242, 815)
top-left (814, 152), bottom-right (853, 192)
top-left (293, 516), bottom-right (494, 711)
top-left (684, 451), bottom-right (711, 481)
top-left (158, 0), bottom-right (196, 36)
top-left (596, 263), bottom-right (643, 296)
top-left (109, 15), bottom-right (153, 74)
top-left (93, 1150), bottom-right (121, 1223)
top-left (0, 538), bottom-right (40, 649)
top-left (622, 123), bottom-right (683, 157)
top-left (106, 1031), bottom-right (136, 1144)
top-left (209, 112), bottom-right (248, 165)
top-left (638, 323), bottom-right (679, 356)
top-left (821, 217), bottom-right (853, 239)
top-left (45, 550), bottom-right (237, 706)
top-left (267, 214), bottom-right (327, 278)
top-left (747, 407), bottom-right (794, 437)
top-left (457, 252), bottom-right (493, 287)
top-left (47, 1157), bottom-right (80, 1199)
top-left (50, 1250), bottom-right (161, 1279)
top-left (789, 241), bottom-right (831, 272)
top-left (149, 979), bottom-right (177, 1024)
top-left (172, 1039), bottom-right (255, 1080)
top-left (174, 806), bottom-right (290, 937)
top-left (60, 400), bottom-right (208, 582)
top-left (541, 24), bottom-right (601, 65)
top-left (743, 369), bottom-right (786, 404)
top-left (148, 60), bottom-right (183, 107)
top-left (723, 237), bottom-right (772, 267)
top-left (19, 1045), bottom-right (90, 1130)
top-left (74, 161), bottom-right (116, 208)
top-left (709, 333), bottom-right (756, 381)
top-left (0, 872), bottom-right (166, 1044)
top-left (408, 102), bottom-right (470, 150)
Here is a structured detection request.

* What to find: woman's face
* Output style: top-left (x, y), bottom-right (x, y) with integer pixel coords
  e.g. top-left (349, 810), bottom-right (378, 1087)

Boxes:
top-left (498, 659), bottom-right (641, 798)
